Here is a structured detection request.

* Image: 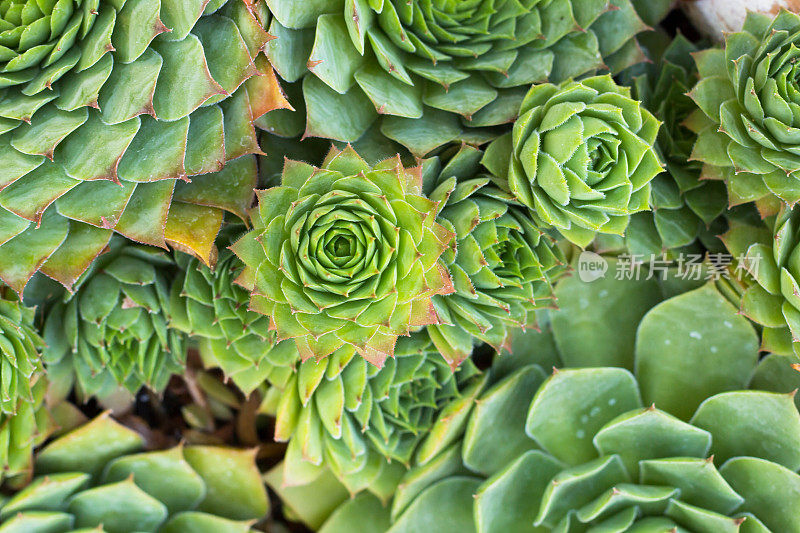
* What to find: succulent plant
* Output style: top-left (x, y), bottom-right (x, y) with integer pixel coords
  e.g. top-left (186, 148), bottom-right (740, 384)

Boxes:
top-left (42, 237), bottom-right (185, 400)
top-left (231, 145), bottom-right (454, 366)
top-left (688, 10), bottom-right (800, 214)
top-left (423, 145), bottom-right (564, 367)
top-left (264, 0), bottom-right (650, 155)
top-left (0, 287), bottom-right (44, 414)
top-left (722, 205), bottom-right (800, 357)
top-left (0, 376), bottom-right (56, 489)
top-left (270, 258), bottom-right (800, 531)
top-left (382, 369), bottom-right (800, 533)
top-left (170, 246), bottom-right (299, 396)
top-left (482, 75), bottom-right (663, 248)
top-left (0, 0), bottom-right (290, 297)
top-left (618, 33), bottom-right (729, 256)
top-left (316, 266), bottom-right (800, 533)
top-left (0, 413), bottom-right (269, 532)
top-left (268, 333), bottom-right (484, 496)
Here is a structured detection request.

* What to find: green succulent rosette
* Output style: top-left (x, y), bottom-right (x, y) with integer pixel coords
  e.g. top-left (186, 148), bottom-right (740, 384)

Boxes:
top-left (0, 0), bottom-right (289, 297)
top-left (0, 287), bottom-right (44, 414)
top-left (269, 332), bottom-right (484, 496)
top-left (170, 247), bottom-right (299, 395)
top-left (0, 413), bottom-right (269, 531)
top-left (688, 10), bottom-right (800, 214)
top-left (264, 0), bottom-right (650, 155)
top-left (423, 144), bottom-right (564, 367)
top-left (42, 237), bottom-right (186, 400)
top-left (617, 33), bottom-right (728, 256)
top-left (231, 145), bottom-right (455, 366)
top-left (315, 269), bottom-right (800, 533)
top-left (722, 205), bottom-right (800, 357)
top-left (482, 75), bottom-right (663, 248)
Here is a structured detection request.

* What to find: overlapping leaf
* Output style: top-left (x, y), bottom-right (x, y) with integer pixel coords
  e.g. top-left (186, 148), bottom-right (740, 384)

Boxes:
top-left (0, 0), bottom-right (290, 296)
top-left (264, 0), bottom-right (650, 155)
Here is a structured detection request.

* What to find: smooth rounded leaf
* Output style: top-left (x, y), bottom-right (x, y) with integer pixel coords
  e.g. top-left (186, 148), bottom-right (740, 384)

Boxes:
top-left (525, 368), bottom-right (642, 465)
top-left (635, 284), bottom-right (759, 420)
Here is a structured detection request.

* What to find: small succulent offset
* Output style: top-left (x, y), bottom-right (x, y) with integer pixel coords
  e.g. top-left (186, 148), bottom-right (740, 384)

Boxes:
top-left (42, 238), bottom-right (185, 400)
top-left (231, 145), bottom-right (454, 366)
top-left (270, 333), bottom-right (484, 496)
top-left (0, 414), bottom-right (269, 532)
top-left (264, 0), bottom-right (650, 155)
top-left (424, 145), bottom-right (564, 367)
top-left (723, 206), bottom-right (800, 357)
top-left (0, 0), bottom-right (286, 296)
top-left (483, 75), bottom-right (663, 248)
top-left (689, 10), bottom-right (800, 214)
top-left (170, 247), bottom-right (299, 395)
top-left (620, 34), bottom-right (729, 256)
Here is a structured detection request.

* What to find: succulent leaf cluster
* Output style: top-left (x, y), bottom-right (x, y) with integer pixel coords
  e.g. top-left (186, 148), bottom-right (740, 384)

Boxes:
top-left (0, 376), bottom-right (56, 490)
top-left (312, 266), bottom-right (800, 533)
top-left (619, 33), bottom-right (729, 256)
top-left (0, 414), bottom-right (269, 532)
top-left (271, 333), bottom-right (483, 496)
top-left (723, 205), bottom-right (800, 358)
top-left (381, 369), bottom-right (800, 533)
top-left (0, 288), bottom-right (44, 414)
top-left (170, 246), bottom-right (299, 395)
top-left (2, 6), bottom-right (800, 533)
top-left (0, 0), bottom-right (285, 296)
top-left (424, 145), bottom-right (565, 367)
top-left (483, 75), bottom-right (663, 248)
top-left (264, 0), bottom-right (650, 155)
top-left (232, 145), bottom-right (454, 366)
top-left (689, 10), bottom-right (800, 214)
top-left (42, 238), bottom-right (185, 400)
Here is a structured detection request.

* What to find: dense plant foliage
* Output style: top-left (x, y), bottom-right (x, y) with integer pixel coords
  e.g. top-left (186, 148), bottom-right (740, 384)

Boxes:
top-left (1, 4), bottom-right (800, 533)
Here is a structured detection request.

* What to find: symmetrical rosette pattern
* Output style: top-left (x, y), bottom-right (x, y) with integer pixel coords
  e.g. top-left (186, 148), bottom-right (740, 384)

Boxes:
top-left (482, 75), bottom-right (663, 248)
top-left (424, 145), bottom-right (564, 367)
top-left (264, 0), bottom-right (650, 155)
top-left (620, 34), bottom-right (728, 256)
top-left (0, 288), bottom-right (44, 414)
top-left (0, 414), bottom-right (269, 531)
top-left (314, 271), bottom-right (800, 533)
top-left (723, 205), bottom-right (800, 357)
top-left (232, 145), bottom-right (454, 366)
top-left (269, 333), bottom-right (484, 495)
top-left (42, 237), bottom-right (185, 400)
top-left (0, 0), bottom-right (288, 296)
top-left (689, 10), bottom-right (800, 214)
top-left (170, 246), bottom-right (299, 395)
